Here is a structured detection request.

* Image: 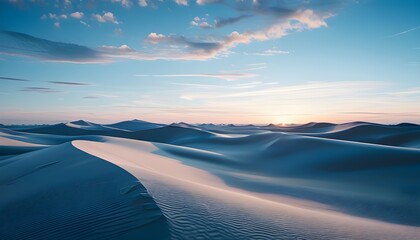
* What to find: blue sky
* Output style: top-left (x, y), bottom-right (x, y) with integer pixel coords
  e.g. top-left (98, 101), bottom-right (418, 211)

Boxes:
top-left (0, 0), bottom-right (419, 124)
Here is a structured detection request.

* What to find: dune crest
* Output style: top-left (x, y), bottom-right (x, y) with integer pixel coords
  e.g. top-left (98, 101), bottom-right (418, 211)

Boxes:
top-left (0, 141), bottom-right (170, 240)
top-left (1, 120), bottom-right (420, 239)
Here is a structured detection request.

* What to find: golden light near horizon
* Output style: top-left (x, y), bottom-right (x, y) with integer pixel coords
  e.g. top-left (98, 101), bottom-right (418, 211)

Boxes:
top-left (1, 1), bottom-right (419, 240)
top-left (0, 1), bottom-right (419, 125)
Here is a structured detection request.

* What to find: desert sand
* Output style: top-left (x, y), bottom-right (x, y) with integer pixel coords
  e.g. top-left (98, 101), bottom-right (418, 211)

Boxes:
top-left (1, 120), bottom-right (419, 239)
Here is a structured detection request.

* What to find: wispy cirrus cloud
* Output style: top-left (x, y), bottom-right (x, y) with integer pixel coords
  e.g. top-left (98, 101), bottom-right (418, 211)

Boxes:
top-left (386, 87), bottom-right (420, 96)
top-left (179, 81), bottom-right (386, 101)
top-left (245, 48), bottom-right (289, 56)
top-left (214, 15), bottom-right (252, 28)
top-left (49, 81), bottom-right (90, 86)
top-left (196, 0), bottom-right (222, 5)
top-left (190, 14), bottom-right (252, 29)
top-left (83, 93), bottom-right (119, 99)
top-left (146, 7), bottom-right (333, 59)
top-left (1, 76), bottom-right (90, 86)
top-left (389, 25), bottom-right (420, 37)
top-left (83, 96), bottom-right (99, 99)
top-left (0, 1), bottom-right (339, 62)
top-left (135, 73), bottom-right (256, 81)
top-left (0, 76), bottom-right (30, 82)
top-left (340, 112), bottom-right (387, 115)
top-left (20, 87), bottom-right (61, 93)
top-left (0, 31), bottom-right (105, 63)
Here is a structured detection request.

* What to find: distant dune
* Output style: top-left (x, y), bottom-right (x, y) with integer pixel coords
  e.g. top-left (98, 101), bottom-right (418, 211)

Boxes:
top-left (1, 120), bottom-right (420, 239)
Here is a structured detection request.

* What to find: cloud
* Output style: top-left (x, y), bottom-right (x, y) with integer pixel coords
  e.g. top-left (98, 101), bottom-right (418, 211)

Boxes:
top-left (83, 94), bottom-right (119, 99)
top-left (0, 5), bottom-right (332, 63)
top-left (386, 87), bottom-right (420, 96)
top-left (49, 81), bottom-right (90, 86)
top-left (190, 0), bottom-right (339, 43)
top-left (179, 81), bottom-right (383, 101)
top-left (143, 33), bottom-right (230, 60)
top-left (135, 73), bottom-right (256, 81)
top-left (0, 76), bottom-right (30, 82)
top-left (83, 96), bottom-right (98, 99)
top-left (143, 7), bottom-right (333, 60)
top-left (138, 0), bottom-right (148, 7)
top-left (70, 12), bottom-right (84, 19)
top-left (63, 0), bottom-right (72, 8)
top-left (80, 20), bottom-right (90, 27)
top-left (196, 0), bottom-right (222, 5)
top-left (389, 25), bottom-right (420, 37)
top-left (0, 31), bottom-right (104, 63)
top-left (20, 87), bottom-right (61, 93)
top-left (2, 76), bottom-right (89, 86)
top-left (246, 48), bottom-right (289, 56)
top-left (93, 12), bottom-right (119, 24)
top-left (114, 28), bottom-right (123, 35)
top-left (248, 62), bottom-right (266, 67)
top-left (214, 15), bottom-right (251, 28)
top-left (190, 16), bottom-right (213, 28)
top-left (143, 33), bottom-right (225, 59)
top-left (180, 95), bottom-right (193, 100)
top-left (45, 13), bottom-right (68, 21)
top-left (340, 112), bottom-right (387, 115)
top-left (98, 44), bottom-right (158, 60)
top-left (112, 0), bottom-right (133, 8)
top-left (146, 33), bottom-right (166, 44)
top-left (175, 0), bottom-right (188, 6)
top-left (41, 13), bottom-right (67, 29)
top-left (0, 31), bottom-right (168, 62)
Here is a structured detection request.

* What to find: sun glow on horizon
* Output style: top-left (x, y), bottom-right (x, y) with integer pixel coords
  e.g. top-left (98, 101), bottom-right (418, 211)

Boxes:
top-left (0, 1), bottom-right (419, 124)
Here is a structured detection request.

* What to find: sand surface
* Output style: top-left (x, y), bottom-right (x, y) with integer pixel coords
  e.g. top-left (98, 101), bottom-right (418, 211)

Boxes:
top-left (1, 120), bottom-right (419, 239)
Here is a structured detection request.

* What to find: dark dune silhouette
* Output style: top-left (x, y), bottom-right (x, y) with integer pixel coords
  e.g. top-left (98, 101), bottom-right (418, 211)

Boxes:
top-left (1, 120), bottom-right (420, 239)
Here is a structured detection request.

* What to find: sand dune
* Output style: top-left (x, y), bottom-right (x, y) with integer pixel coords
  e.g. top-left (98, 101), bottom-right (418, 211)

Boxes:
top-left (73, 137), bottom-right (420, 239)
top-left (1, 120), bottom-right (419, 239)
top-left (105, 119), bottom-right (164, 131)
top-left (0, 141), bottom-right (169, 240)
top-left (300, 124), bottom-right (420, 148)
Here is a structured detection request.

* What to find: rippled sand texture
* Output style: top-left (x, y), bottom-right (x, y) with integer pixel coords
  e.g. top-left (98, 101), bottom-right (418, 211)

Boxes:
top-left (1, 120), bottom-right (420, 239)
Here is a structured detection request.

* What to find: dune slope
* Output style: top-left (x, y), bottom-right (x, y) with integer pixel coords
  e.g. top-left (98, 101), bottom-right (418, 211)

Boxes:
top-left (0, 142), bottom-right (169, 240)
top-left (2, 120), bottom-right (420, 239)
top-left (74, 137), bottom-right (420, 239)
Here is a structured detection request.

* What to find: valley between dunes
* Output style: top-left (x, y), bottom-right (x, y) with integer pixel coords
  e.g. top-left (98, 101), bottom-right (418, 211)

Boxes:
top-left (1, 120), bottom-right (419, 239)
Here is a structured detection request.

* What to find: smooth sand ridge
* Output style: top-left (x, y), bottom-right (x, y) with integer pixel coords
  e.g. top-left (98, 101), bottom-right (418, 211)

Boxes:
top-left (167, 130), bottom-right (420, 225)
top-left (105, 119), bottom-right (163, 131)
top-left (0, 127), bottom-right (109, 157)
top-left (3, 120), bottom-right (420, 239)
top-left (73, 137), bottom-right (420, 240)
top-left (18, 120), bottom-right (420, 148)
top-left (189, 122), bottom-right (420, 148)
top-left (295, 124), bottom-right (420, 148)
top-left (0, 128), bottom-right (48, 156)
top-left (0, 142), bottom-right (170, 240)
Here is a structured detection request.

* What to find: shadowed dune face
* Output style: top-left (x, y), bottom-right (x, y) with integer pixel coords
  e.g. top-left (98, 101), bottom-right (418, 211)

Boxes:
top-left (0, 142), bottom-right (170, 240)
top-left (156, 133), bottom-right (420, 226)
top-left (1, 120), bottom-right (420, 239)
top-left (73, 137), bottom-right (420, 239)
